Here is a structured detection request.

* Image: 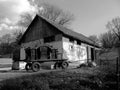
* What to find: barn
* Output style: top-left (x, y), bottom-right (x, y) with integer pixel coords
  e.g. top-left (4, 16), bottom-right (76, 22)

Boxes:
top-left (17, 15), bottom-right (99, 70)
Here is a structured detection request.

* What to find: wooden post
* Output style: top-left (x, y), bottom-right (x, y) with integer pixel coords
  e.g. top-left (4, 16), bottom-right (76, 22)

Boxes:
top-left (116, 57), bottom-right (119, 90)
top-left (116, 44), bottom-right (120, 90)
top-left (100, 59), bottom-right (101, 66)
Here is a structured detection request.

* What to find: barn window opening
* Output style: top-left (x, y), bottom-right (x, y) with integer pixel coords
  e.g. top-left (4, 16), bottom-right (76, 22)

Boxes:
top-left (44, 36), bottom-right (55, 43)
top-left (69, 45), bottom-right (74, 51)
top-left (69, 38), bottom-right (74, 43)
top-left (77, 40), bottom-right (81, 45)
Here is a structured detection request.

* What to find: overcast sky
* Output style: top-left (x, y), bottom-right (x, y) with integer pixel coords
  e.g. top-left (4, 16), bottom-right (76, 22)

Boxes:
top-left (0, 0), bottom-right (120, 37)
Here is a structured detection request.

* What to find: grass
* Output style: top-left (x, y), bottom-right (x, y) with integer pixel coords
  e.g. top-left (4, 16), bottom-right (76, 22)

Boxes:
top-left (0, 66), bottom-right (119, 90)
top-left (0, 58), bottom-right (12, 65)
top-left (0, 64), bottom-right (12, 68)
top-left (0, 49), bottom-right (119, 90)
top-left (98, 48), bottom-right (118, 60)
top-left (0, 58), bottom-right (12, 68)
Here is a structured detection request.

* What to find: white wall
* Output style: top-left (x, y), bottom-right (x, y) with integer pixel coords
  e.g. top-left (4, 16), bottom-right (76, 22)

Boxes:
top-left (62, 37), bottom-right (87, 64)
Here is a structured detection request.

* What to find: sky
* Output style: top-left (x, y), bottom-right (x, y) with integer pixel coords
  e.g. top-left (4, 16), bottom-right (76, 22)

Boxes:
top-left (0, 0), bottom-right (120, 37)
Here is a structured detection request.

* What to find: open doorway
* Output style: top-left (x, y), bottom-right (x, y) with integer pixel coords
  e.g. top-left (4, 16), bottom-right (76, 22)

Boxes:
top-left (91, 48), bottom-right (94, 61)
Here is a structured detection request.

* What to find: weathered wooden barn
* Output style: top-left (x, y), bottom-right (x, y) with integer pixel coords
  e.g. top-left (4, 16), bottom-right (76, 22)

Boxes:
top-left (18, 15), bottom-right (99, 68)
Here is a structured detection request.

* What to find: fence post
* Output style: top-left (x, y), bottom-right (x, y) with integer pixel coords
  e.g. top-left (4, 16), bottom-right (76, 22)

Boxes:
top-left (116, 42), bottom-right (120, 90)
top-left (99, 59), bottom-right (101, 66)
top-left (116, 57), bottom-right (119, 90)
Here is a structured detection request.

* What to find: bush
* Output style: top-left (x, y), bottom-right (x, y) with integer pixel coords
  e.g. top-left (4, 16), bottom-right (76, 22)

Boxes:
top-left (0, 70), bottom-right (100, 90)
top-left (12, 48), bottom-right (20, 62)
top-left (0, 67), bottom-right (118, 90)
top-left (0, 76), bottom-right (50, 90)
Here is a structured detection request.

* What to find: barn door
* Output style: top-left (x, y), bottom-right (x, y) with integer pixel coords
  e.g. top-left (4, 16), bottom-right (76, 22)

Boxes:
top-left (91, 48), bottom-right (94, 61)
top-left (31, 49), bottom-right (36, 60)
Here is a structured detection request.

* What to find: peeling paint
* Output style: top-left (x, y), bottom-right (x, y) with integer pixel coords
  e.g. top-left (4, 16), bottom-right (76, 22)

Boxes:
top-left (63, 37), bottom-right (87, 64)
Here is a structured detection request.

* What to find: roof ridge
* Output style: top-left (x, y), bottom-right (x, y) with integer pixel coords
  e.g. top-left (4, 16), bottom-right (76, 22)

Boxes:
top-left (36, 14), bottom-right (99, 47)
top-left (19, 14), bottom-right (99, 47)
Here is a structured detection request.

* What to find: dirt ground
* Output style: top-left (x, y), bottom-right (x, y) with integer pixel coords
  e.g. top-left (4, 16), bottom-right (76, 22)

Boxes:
top-left (0, 58), bottom-right (50, 81)
top-left (0, 58), bottom-right (82, 81)
top-left (0, 66), bottom-right (96, 82)
top-left (0, 67), bottom-right (85, 81)
top-left (0, 69), bottom-right (58, 81)
top-left (0, 58), bottom-right (96, 82)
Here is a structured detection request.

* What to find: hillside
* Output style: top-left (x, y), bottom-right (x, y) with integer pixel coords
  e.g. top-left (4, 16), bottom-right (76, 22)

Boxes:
top-left (98, 48), bottom-right (118, 60)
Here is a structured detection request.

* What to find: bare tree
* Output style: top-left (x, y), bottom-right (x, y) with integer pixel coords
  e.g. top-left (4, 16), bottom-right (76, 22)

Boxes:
top-left (13, 30), bottom-right (24, 44)
top-left (0, 34), bottom-right (13, 43)
top-left (18, 12), bottom-right (33, 28)
top-left (106, 17), bottom-right (120, 40)
top-left (99, 31), bottom-right (117, 48)
top-left (37, 3), bottom-right (74, 26)
top-left (20, 0), bottom-right (74, 27)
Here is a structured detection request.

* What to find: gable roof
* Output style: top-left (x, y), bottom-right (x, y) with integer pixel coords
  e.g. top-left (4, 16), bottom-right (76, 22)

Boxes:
top-left (19, 15), bottom-right (99, 48)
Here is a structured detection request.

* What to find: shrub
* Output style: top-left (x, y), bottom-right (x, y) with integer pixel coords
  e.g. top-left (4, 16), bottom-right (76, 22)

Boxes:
top-left (0, 67), bottom-right (118, 90)
top-left (0, 77), bottom-right (50, 90)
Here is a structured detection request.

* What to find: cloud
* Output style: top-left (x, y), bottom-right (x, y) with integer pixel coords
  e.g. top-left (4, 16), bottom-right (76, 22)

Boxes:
top-left (12, 0), bottom-right (34, 14)
top-left (0, 0), bottom-right (35, 21)
top-left (0, 23), bottom-right (8, 29)
top-left (0, 0), bottom-right (7, 2)
top-left (3, 18), bottom-right (12, 24)
top-left (0, 22), bottom-right (19, 31)
top-left (0, 0), bottom-right (35, 36)
top-left (0, 18), bottom-right (12, 25)
top-left (0, 17), bottom-right (18, 30)
top-left (0, 19), bottom-right (22, 37)
top-left (0, 17), bottom-right (21, 37)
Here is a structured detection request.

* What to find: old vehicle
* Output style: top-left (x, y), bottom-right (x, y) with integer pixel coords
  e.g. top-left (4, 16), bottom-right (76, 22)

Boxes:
top-left (23, 45), bottom-right (68, 72)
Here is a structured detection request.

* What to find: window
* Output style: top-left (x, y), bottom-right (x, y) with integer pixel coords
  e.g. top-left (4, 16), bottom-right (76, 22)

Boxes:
top-left (44, 36), bottom-right (55, 43)
top-left (69, 38), bottom-right (74, 43)
top-left (69, 45), bottom-right (75, 52)
top-left (77, 40), bottom-right (81, 45)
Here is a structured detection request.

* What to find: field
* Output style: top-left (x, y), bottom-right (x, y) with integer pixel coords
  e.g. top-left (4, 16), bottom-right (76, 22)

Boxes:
top-left (0, 58), bottom-right (12, 71)
top-left (0, 58), bottom-right (12, 68)
top-left (0, 58), bottom-right (12, 64)
top-left (0, 66), bottom-right (119, 90)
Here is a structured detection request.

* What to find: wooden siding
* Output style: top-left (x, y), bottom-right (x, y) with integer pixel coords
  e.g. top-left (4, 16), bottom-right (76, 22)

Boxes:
top-left (20, 40), bottom-right (63, 60)
top-left (21, 16), bottom-right (62, 43)
top-left (21, 34), bottom-right (62, 48)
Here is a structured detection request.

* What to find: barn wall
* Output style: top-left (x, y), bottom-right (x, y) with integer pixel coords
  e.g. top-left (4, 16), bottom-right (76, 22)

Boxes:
top-left (20, 34), bottom-right (63, 60)
top-left (45, 41), bottom-right (63, 59)
top-left (22, 16), bottom-right (42, 43)
top-left (62, 36), bottom-right (88, 64)
top-left (22, 16), bottom-right (61, 43)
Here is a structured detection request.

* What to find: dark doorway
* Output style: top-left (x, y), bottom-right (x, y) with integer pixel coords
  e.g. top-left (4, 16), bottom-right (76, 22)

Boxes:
top-left (91, 48), bottom-right (94, 61)
top-left (37, 47), bottom-right (41, 59)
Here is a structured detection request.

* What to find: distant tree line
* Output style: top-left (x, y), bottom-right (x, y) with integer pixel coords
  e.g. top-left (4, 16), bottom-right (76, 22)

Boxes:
top-left (89, 17), bottom-right (120, 49)
top-left (0, 31), bottom-right (23, 55)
